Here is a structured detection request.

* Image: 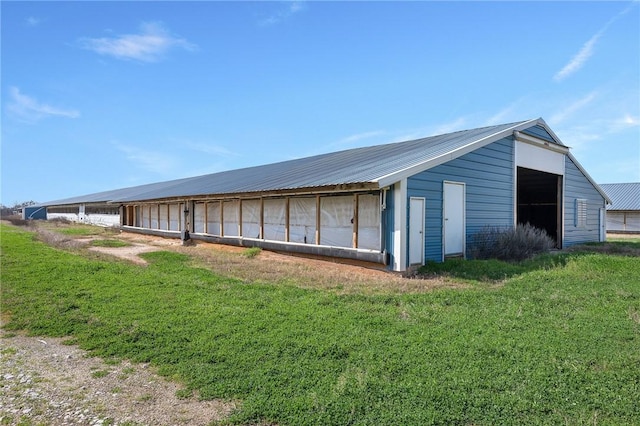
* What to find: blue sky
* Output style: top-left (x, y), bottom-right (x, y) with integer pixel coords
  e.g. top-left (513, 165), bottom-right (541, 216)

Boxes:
top-left (2, 1), bottom-right (639, 206)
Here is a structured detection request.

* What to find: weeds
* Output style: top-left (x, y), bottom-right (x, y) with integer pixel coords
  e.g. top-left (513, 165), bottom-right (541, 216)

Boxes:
top-left (91, 239), bottom-right (131, 248)
top-left (3, 215), bottom-right (30, 227)
top-left (242, 247), bottom-right (262, 258)
top-left (91, 370), bottom-right (110, 379)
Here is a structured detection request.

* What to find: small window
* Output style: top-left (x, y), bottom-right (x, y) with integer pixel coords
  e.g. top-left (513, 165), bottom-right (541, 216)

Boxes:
top-left (575, 199), bottom-right (587, 228)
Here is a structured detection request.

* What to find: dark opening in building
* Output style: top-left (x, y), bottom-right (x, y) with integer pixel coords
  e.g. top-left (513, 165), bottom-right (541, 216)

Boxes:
top-left (517, 167), bottom-right (562, 247)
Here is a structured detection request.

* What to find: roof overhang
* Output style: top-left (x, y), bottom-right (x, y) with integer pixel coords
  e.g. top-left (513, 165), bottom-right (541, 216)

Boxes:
top-left (375, 117), bottom-right (612, 205)
top-left (375, 118), bottom-right (541, 188)
top-left (567, 152), bottom-right (612, 204)
top-left (115, 182), bottom-right (381, 204)
top-left (513, 130), bottom-right (569, 154)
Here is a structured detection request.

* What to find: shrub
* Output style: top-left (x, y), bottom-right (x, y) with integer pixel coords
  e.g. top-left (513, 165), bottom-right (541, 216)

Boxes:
top-left (4, 215), bottom-right (30, 227)
top-left (50, 217), bottom-right (71, 225)
top-left (471, 223), bottom-right (554, 262)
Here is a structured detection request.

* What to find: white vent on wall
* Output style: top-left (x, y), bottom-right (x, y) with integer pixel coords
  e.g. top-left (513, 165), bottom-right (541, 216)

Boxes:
top-left (575, 199), bottom-right (587, 228)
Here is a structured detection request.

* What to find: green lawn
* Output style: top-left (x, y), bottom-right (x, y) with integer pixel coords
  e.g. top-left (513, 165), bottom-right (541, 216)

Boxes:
top-left (2, 224), bottom-right (639, 425)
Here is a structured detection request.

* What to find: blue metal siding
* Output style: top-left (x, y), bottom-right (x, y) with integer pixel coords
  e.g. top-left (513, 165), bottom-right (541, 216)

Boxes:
top-left (407, 137), bottom-right (515, 262)
top-left (564, 157), bottom-right (606, 246)
top-left (521, 125), bottom-right (557, 144)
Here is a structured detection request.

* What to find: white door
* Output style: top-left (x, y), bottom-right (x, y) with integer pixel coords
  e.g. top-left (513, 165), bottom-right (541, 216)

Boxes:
top-left (599, 208), bottom-right (606, 242)
top-left (444, 182), bottom-right (465, 257)
top-left (409, 197), bottom-right (425, 265)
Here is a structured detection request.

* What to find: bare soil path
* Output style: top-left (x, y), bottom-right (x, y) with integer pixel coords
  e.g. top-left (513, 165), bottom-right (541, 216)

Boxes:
top-left (0, 330), bottom-right (235, 426)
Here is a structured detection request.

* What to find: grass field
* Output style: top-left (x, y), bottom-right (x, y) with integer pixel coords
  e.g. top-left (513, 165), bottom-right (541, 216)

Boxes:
top-left (1, 223), bottom-right (639, 425)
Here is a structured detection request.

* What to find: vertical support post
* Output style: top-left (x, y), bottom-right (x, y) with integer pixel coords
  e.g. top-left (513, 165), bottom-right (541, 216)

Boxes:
top-left (315, 195), bottom-right (321, 245)
top-left (352, 194), bottom-right (359, 248)
top-left (204, 202), bottom-right (208, 234)
top-left (285, 197), bottom-right (290, 242)
top-left (238, 199), bottom-right (243, 237)
top-left (220, 200), bottom-right (225, 237)
top-left (259, 198), bottom-right (264, 239)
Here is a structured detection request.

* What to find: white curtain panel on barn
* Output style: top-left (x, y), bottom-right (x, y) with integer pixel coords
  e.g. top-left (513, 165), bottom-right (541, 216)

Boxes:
top-left (289, 197), bottom-right (316, 244)
top-left (320, 195), bottom-right (353, 248)
top-left (263, 198), bottom-right (287, 241)
top-left (241, 200), bottom-right (261, 239)
top-left (223, 200), bottom-right (240, 236)
top-left (207, 202), bottom-right (221, 235)
top-left (357, 194), bottom-right (381, 250)
top-left (193, 203), bottom-right (206, 233)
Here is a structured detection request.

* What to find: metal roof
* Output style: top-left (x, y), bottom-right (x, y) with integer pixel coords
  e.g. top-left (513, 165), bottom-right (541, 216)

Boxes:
top-left (600, 183), bottom-right (640, 211)
top-left (40, 118), bottom-right (581, 205)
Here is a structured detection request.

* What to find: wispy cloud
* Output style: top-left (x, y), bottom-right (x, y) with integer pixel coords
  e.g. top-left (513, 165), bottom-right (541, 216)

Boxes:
top-left (549, 92), bottom-right (598, 125)
top-left (79, 22), bottom-right (196, 62)
top-left (6, 87), bottom-right (80, 122)
top-left (113, 142), bottom-right (178, 174)
top-left (183, 141), bottom-right (238, 157)
top-left (26, 16), bottom-right (43, 27)
top-left (553, 32), bottom-right (602, 82)
top-left (260, 1), bottom-right (305, 26)
top-left (431, 117), bottom-right (469, 135)
top-left (554, 2), bottom-right (637, 81)
top-left (610, 114), bottom-right (640, 131)
top-left (485, 103), bottom-right (521, 126)
top-left (331, 130), bottom-right (386, 149)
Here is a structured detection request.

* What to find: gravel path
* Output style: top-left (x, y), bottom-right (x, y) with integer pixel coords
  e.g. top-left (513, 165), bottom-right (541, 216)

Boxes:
top-left (0, 330), bottom-right (235, 426)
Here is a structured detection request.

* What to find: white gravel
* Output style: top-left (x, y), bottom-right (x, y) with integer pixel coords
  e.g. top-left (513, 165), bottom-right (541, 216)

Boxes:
top-left (0, 330), bottom-right (236, 425)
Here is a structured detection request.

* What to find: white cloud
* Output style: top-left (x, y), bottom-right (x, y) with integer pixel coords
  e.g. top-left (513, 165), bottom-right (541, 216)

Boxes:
top-left (332, 130), bottom-right (386, 149)
top-left (26, 16), bottom-right (42, 27)
top-left (485, 104), bottom-right (520, 126)
top-left (113, 142), bottom-right (178, 174)
top-left (79, 22), bottom-right (196, 62)
top-left (260, 1), bottom-right (305, 26)
top-left (553, 2), bottom-right (637, 82)
top-left (6, 87), bottom-right (80, 122)
top-left (549, 92), bottom-right (597, 125)
top-left (553, 32), bottom-right (602, 82)
top-left (431, 117), bottom-right (469, 135)
top-left (183, 141), bottom-right (237, 157)
top-left (619, 114), bottom-right (640, 127)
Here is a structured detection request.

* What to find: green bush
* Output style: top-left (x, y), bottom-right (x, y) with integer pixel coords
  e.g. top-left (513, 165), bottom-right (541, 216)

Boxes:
top-left (471, 223), bottom-right (554, 262)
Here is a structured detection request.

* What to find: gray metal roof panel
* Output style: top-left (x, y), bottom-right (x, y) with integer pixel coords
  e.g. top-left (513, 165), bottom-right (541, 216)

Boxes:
top-left (108, 121), bottom-right (529, 202)
top-left (43, 120), bottom-right (541, 205)
top-left (600, 183), bottom-right (640, 211)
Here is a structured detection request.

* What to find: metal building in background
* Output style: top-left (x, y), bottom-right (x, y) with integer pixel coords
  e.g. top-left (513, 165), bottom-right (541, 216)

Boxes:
top-left (600, 183), bottom-right (640, 233)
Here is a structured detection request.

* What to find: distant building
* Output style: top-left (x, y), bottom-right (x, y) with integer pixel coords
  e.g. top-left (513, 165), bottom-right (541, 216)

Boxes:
top-left (21, 206), bottom-right (47, 220)
top-left (600, 183), bottom-right (640, 234)
top-left (38, 118), bottom-right (609, 271)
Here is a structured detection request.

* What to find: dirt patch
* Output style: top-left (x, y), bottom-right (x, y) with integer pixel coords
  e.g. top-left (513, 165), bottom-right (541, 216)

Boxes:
top-left (108, 231), bottom-right (464, 294)
top-left (0, 330), bottom-right (236, 426)
top-left (88, 243), bottom-right (162, 265)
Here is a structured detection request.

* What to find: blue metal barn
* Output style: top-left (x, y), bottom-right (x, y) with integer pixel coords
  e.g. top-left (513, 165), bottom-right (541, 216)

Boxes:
top-left (39, 118), bottom-right (609, 271)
